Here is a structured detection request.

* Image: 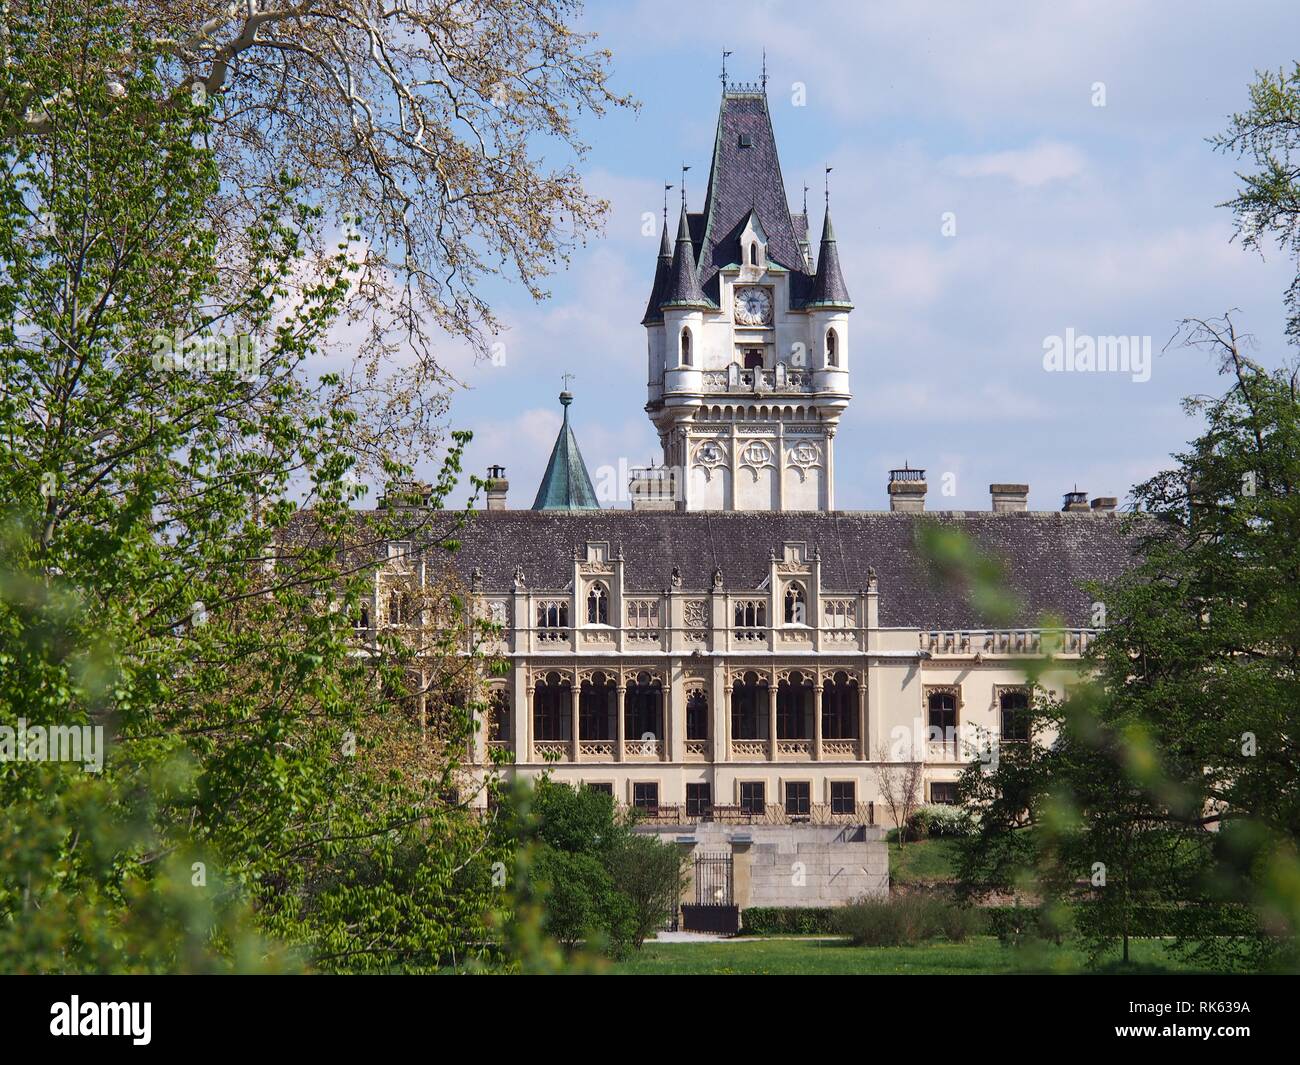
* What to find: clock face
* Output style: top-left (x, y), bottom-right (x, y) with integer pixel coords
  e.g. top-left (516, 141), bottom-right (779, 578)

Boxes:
top-left (733, 286), bottom-right (772, 325)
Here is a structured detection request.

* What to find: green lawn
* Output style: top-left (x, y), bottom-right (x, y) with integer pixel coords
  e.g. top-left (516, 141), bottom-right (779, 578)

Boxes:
top-left (889, 838), bottom-right (961, 886)
top-left (613, 936), bottom-right (1204, 975)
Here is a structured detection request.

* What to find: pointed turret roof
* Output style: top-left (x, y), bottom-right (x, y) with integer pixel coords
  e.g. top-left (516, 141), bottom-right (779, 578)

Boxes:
top-left (807, 207), bottom-right (852, 309)
top-left (531, 392), bottom-right (601, 511)
top-left (641, 219), bottom-right (674, 325)
top-left (661, 204), bottom-right (709, 309)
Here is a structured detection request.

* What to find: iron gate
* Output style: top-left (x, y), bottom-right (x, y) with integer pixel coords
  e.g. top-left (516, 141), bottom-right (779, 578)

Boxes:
top-left (681, 852), bottom-right (739, 934)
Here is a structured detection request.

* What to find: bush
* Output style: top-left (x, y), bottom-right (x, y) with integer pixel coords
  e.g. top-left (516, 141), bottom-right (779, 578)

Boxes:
top-left (907, 804), bottom-right (974, 840)
top-left (740, 907), bottom-right (836, 935)
top-left (832, 895), bottom-right (981, 946)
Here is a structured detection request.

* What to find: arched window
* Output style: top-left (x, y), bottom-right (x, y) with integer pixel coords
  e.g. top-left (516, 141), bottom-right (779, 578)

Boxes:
top-left (625, 671), bottom-right (663, 742)
top-left (533, 671), bottom-right (572, 741)
top-left (488, 688), bottom-right (511, 741)
top-left (749, 242), bottom-right (758, 266)
top-left (730, 671), bottom-right (768, 740)
top-left (579, 671), bottom-right (616, 740)
top-left (586, 581), bottom-right (609, 625)
top-left (680, 328), bottom-right (692, 367)
top-left (784, 582), bottom-right (807, 625)
top-left (776, 671), bottom-right (813, 739)
top-left (822, 670), bottom-right (859, 739)
top-left (356, 604), bottom-right (370, 630)
top-left (388, 590), bottom-right (411, 626)
top-left (826, 328), bottom-right (839, 367)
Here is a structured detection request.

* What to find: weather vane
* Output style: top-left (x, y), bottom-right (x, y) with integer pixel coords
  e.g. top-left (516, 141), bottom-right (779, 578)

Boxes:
top-left (561, 372), bottom-right (575, 392)
top-left (663, 182), bottom-right (673, 226)
top-left (681, 164), bottom-right (691, 207)
top-left (824, 165), bottom-right (833, 208)
top-left (721, 49), bottom-right (732, 87)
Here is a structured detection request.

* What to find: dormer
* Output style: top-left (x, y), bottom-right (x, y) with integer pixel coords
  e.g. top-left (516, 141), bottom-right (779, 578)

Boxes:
top-left (737, 211), bottom-right (769, 280)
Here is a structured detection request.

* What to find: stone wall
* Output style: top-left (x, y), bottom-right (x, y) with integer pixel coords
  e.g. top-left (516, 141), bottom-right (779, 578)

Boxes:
top-left (637, 822), bottom-right (889, 910)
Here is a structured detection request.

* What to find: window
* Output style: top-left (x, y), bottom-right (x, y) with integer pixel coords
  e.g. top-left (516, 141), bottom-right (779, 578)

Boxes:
top-left (742, 347), bottom-right (763, 369)
top-left (625, 671), bottom-right (663, 742)
top-left (739, 781), bottom-right (766, 815)
top-left (748, 242), bottom-right (758, 266)
top-left (826, 328), bottom-right (839, 367)
top-left (822, 671), bottom-right (858, 739)
top-left (355, 604), bottom-right (370, 630)
top-left (680, 328), bottom-right (692, 367)
top-left (537, 600), bottom-right (569, 628)
top-left (686, 690), bottom-right (709, 741)
top-left (632, 782), bottom-right (659, 811)
top-left (730, 672), bottom-right (767, 740)
top-left (733, 600), bottom-right (767, 628)
top-left (686, 783), bottom-right (712, 819)
top-left (388, 589), bottom-right (411, 626)
top-left (387, 540), bottom-right (412, 563)
top-left (533, 672), bottom-right (572, 741)
top-left (626, 599), bottom-right (660, 629)
top-left (776, 672), bottom-right (813, 740)
top-left (784, 581), bottom-right (807, 625)
top-left (488, 688), bottom-right (510, 741)
top-left (831, 781), bottom-right (856, 815)
top-left (585, 582), bottom-right (608, 625)
top-left (579, 672), bottom-right (616, 741)
top-left (784, 781), bottom-right (811, 817)
top-left (930, 781), bottom-right (959, 805)
top-left (1000, 689), bottom-right (1031, 741)
top-left (927, 690), bottom-right (958, 742)
top-left (584, 782), bottom-right (613, 797)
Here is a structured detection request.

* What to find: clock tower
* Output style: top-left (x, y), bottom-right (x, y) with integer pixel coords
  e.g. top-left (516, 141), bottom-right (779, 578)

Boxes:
top-left (641, 79), bottom-right (852, 512)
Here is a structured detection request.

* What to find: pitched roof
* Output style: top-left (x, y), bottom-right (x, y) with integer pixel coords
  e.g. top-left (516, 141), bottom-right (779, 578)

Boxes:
top-left (808, 208), bottom-right (852, 308)
top-left (640, 219), bottom-right (674, 325)
top-left (697, 91), bottom-right (807, 288)
top-left (416, 510), bottom-right (1139, 630)
top-left (530, 393), bottom-right (600, 511)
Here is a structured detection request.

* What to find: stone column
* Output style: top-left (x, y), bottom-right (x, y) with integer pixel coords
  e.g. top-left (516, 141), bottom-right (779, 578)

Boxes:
top-left (718, 682), bottom-right (732, 764)
top-left (858, 677), bottom-right (869, 761)
top-left (813, 679), bottom-right (823, 761)
top-left (523, 683), bottom-right (534, 764)
top-left (615, 684), bottom-right (626, 762)
top-left (571, 679), bottom-right (581, 763)
top-left (767, 681), bottom-right (778, 762)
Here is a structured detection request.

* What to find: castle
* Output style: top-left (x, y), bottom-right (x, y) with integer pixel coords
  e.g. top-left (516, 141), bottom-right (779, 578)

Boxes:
top-left (365, 78), bottom-right (1133, 836)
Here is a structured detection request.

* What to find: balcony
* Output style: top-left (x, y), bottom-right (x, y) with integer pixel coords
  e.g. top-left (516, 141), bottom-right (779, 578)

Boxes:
top-left (700, 367), bottom-right (814, 394)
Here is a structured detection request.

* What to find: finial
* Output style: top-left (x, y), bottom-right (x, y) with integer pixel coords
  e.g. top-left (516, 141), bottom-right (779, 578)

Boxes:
top-left (681, 164), bottom-right (691, 208)
top-left (560, 373), bottom-right (575, 409)
top-left (721, 49), bottom-right (732, 88)
top-left (663, 182), bottom-right (673, 227)
top-left (824, 165), bottom-right (833, 210)
top-left (762, 49), bottom-right (767, 90)
top-left (802, 182), bottom-right (809, 217)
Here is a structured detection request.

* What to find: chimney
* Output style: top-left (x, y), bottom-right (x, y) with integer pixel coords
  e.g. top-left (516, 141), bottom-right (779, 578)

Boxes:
top-left (629, 464), bottom-right (680, 511)
top-left (1090, 496), bottom-right (1117, 513)
top-left (990, 483), bottom-right (1028, 513)
top-left (485, 465), bottom-right (509, 511)
top-left (1062, 489), bottom-right (1089, 513)
top-left (888, 466), bottom-right (927, 513)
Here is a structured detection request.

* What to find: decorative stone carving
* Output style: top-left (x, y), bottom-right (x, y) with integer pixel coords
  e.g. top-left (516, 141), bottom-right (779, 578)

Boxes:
top-left (512, 564), bottom-right (526, 590)
top-left (683, 598), bottom-right (707, 628)
top-left (670, 565), bottom-right (683, 590)
top-left (711, 567), bottom-right (723, 589)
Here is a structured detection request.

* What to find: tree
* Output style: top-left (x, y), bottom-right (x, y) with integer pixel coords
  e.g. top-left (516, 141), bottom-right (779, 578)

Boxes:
top-left (0, 6), bottom-right (511, 972)
top-left (8, 0), bottom-right (635, 473)
top-left (875, 743), bottom-right (924, 847)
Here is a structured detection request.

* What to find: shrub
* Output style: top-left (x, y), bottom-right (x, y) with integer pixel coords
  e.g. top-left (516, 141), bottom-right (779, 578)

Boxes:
top-left (907, 804), bottom-right (974, 840)
top-left (740, 907), bottom-right (836, 935)
top-left (831, 895), bottom-right (979, 946)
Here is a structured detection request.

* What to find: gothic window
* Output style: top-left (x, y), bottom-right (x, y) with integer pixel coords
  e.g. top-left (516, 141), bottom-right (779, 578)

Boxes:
top-left (579, 672), bottom-right (616, 741)
top-left (822, 671), bottom-right (859, 739)
top-left (742, 347), bottom-right (763, 369)
top-left (826, 328), bottom-right (839, 367)
top-left (748, 242), bottom-right (758, 266)
top-left (784, 581), bottom-right (807, 625)
top-left (625, 671), bottom-right (663, 741)
top-left (586, 581), bottom-right (609, 625)
top-left (680, 327), bottom-right (692, 367)
top-left (777, 671), bottom-right (813, 740)
top-left (489, 688), bottom-right (510, 742)
top-left (730, 671), bottom-right (767, 740)
top-left (686, 689), bottom-right (709, 741)
top-left (733, 600), bottom-right (767, 628)
top-left (533, 672), bottom-right (572, 741)
top-left (537, 600), bottom-right (569, 627)
top-left (1000, 689), bottom-right (1031, 742)
top-left (388, 589), bottom-right (411, 626)
top-left (355, 604), bottom-right (370, 630)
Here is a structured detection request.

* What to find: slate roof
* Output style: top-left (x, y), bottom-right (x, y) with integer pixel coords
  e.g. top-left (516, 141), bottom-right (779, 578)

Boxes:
top-left (530, 393), bottom-right (600, 511)
top-left (640, 220), bottom-right (674, 325)
top-left (392, 510), bottom-right (1140, 630)
top-left (662, 204), bottom-right (710, 309)
top-left (808, 208), bottom-right (852, 308)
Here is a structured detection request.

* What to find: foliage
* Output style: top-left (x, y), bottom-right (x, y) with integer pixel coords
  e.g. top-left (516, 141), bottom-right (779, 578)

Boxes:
top-left (831, 895), bottom-right (982, 947)
top-left (739, 907), bottom-right (836, 936)
top-left (909, 804), bottom-right (976, 840)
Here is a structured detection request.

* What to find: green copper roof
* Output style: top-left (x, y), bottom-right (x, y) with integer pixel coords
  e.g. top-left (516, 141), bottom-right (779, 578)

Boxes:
top-left (531, 392), bottom-right (601, 511)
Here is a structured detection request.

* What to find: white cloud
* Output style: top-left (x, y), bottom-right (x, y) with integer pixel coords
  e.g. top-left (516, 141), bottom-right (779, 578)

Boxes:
top-left (947, 141), bottom-right (1087, 187)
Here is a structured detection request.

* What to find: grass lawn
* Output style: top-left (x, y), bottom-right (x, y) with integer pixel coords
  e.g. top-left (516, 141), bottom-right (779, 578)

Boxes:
top-left (612, 936), bottom-right (1206, 975)
top-left (889, 838), bottom-right (961, 886)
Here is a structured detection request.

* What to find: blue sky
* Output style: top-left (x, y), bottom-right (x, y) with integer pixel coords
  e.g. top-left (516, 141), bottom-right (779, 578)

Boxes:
top-left (428, 0), bottom-right (1300, 512)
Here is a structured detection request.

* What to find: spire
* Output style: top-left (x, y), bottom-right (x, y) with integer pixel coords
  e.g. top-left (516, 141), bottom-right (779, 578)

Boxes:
top-left (808, 206), bottom-right (852, 308)
top-left (531, 391), bottom-right (600, 511)
top-left (640, 216), bottom-right (675, 325)
top-left (661, 203), bottom-right (708, 309)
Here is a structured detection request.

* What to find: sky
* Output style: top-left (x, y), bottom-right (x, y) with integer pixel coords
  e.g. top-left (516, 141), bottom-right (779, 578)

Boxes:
top-left (422, 0), bottom-right (1300, 512)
